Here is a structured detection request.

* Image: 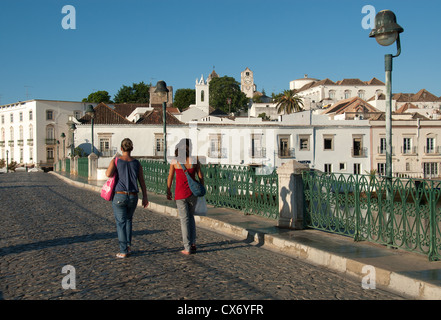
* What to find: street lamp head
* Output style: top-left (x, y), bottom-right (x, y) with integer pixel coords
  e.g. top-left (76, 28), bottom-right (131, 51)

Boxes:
top-left (369, 10), bottom-right (404, 46)
top-left (154, 80), bottom-right (169, 93)
top-left (85, 104), bottom-right (95, 118)
top-left (61, 132), bottom-right (66, 138)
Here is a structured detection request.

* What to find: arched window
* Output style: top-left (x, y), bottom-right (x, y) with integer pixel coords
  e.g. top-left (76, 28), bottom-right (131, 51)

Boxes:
top-left (201, 90), bottom-right (205, 102)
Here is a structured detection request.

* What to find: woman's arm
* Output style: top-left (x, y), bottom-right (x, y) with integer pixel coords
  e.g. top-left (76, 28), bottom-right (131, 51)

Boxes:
top-left (166, 162), bottom-right (175, 200)
top-left (138, 164), bottom-right (149, 208)
top-left (105, 158), bottom-right (116, 177)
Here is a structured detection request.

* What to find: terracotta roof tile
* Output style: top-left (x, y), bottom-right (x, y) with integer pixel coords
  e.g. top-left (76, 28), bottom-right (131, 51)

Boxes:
top-left (79, 103), bottom-right (133, 125)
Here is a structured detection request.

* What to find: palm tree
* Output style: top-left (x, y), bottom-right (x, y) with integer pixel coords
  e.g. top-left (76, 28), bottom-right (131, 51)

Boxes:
top-left (275, 89), bottom-right (304, 114)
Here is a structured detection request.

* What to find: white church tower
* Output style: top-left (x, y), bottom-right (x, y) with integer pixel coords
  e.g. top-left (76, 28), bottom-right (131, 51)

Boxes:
top-left (195, 74), bottom-right (210, 114)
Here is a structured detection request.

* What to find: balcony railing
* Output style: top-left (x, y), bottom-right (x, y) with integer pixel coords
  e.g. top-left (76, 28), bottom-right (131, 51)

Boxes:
top-left (8, 140), bottom-right (14, 147)
top-left (351, 147), bottom-right (367, 158)
top-left (249, 147), bottom-right (266, 158)
top-left (401, 146), bottom-right (417, 155)
top-left (17, 140), bottom-right (24, 146)
top-left (27, 139), bottom-right (33, 146)
top-left (278, 148), bottom-right (295, 158)
top-left (45, 139), bottom-right (57, 145)
top-left (208, 148), bottom-right (228, 159)
top-left (424, 146), bottom-right (441, 155)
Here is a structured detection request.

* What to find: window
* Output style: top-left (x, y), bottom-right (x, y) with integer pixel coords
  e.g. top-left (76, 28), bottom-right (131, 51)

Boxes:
top-left (154, 133), bottom-right (164, 157)
top-left (278, 135), bottom-right (293, 157)
top-left (209, 134), bottom-right (225, 158)
top-left (1, 115), bottom-right (4, 124)
top-left (47, 147), bottom-right (54, 160)
top-left (403, 138), bottom-right (412, 154)
top-left (324, 163), bottom-right (332, 173)
top-left (423, 162), bottom-right (438, 178)
top-left (426, 137), bottom-right (435, 154)
top-left (358, 91), bottom-right (365, 100)
top-left (329, 90), bottom-right (335, 99)
top-left (250, 134), bottom-right (265, 158)
top-left (19, 112), bottom-right (23, 122)
top-left (354, 163), bottom-right (361, 175)
top-left (99, 138), bottom-right (111, 155)
top-left (46, 110), bottom-right (54, 120)
top-left (201, 90), bottom-right (205, 102)
top-left (74, 111), bottom-right (82, 120)
top-left (344, 90), bottom-right (351, 99)
top-left (10, 113), bottom-right (13, 123)
top-left (323, 135), bottom-right (334, 150)
top-left (379, 138), bottom-right (386, 154)
top-left (299, 135), bottom-right (310, 151)
top-left (339, 163), bottom-right (346, 171)
top-left (352, 136), bottom-right (363, 157)
top-left (377, 163), bottom-right (386, 176)
top-left (29, 110), bottom-right (33, 121)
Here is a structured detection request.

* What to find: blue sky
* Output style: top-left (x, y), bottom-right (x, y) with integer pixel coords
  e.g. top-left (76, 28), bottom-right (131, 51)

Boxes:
top-left (0, 0), bottom-right (440, 105)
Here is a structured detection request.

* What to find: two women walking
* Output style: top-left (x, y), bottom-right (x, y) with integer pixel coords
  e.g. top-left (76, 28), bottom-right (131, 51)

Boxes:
top-left (106, 138), bottom-right (204, 258)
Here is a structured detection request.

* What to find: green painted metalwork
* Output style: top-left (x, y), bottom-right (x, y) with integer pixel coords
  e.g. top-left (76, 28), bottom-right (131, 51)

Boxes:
top-left (139, 160), bottom-right (279, 220)
top-left (65, 158), bottom-right (70, 173)
top-left (77, 157), bottom-right (88, 178)
top-left (303, 171), bottom-right (441, 261)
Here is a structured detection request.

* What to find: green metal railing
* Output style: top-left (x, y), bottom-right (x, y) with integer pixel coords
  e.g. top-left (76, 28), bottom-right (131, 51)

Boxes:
top-left (303, 171), bottom-right (441, 261)
top-left (77, 157), bottom-right (89, 178)
top-left (139, 160), bottom-right (279, 220)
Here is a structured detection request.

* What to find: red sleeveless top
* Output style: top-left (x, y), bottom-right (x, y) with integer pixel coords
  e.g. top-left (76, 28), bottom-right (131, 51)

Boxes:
top-left (174, 166), bottom-right (196, 200)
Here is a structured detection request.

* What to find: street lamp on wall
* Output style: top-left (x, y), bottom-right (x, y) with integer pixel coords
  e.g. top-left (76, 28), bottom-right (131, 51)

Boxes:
top-left (85, 105), bottom-right (95, 155)
top-left (61, 132), bottom-right (66, 159)
top-left (154, 81), bottom-right (169, 163)
top-left (369, 9), bottom-right (404, 180)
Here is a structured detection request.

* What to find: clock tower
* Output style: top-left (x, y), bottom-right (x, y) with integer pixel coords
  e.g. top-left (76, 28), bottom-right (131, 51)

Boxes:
top-left (241, 67), bottom-right (255, 98)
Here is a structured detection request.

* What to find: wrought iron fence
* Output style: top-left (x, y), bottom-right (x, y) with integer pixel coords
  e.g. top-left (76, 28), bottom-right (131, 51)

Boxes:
top-left (303, 171), bottom-right (441, 261)
top-left (77, 157), bottom-right (89, 178)
top-left (139, 160), bottom-right (279, 220)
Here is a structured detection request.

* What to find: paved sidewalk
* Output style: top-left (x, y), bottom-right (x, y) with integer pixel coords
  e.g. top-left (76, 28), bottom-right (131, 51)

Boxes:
top-left (51, 171), bottom-right (441, 300)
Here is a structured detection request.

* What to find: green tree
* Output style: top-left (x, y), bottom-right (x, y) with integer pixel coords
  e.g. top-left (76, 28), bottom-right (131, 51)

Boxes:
top-left (114, 81), bottom-right (151, 103)
top-left (82, 90), bottom-right (112, 103)
top-left (275, 89), bottom-right (304, 114)
top-left (174, 88), bottom-right (196, 111)
top-left (209, 76), bottom-right (248, 114)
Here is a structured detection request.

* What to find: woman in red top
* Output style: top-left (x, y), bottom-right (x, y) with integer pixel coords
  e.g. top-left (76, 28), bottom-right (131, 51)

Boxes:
top-left (167, 139), bottom-right (204, 255)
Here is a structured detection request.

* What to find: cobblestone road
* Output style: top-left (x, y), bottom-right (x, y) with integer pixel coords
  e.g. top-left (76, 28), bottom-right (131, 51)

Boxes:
top-left (0, 172), bottom-right (403, 302)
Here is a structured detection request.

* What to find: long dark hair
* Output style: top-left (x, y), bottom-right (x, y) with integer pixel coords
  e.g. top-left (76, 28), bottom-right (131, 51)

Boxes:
top-left (174, 138), bottom-right (192, 161)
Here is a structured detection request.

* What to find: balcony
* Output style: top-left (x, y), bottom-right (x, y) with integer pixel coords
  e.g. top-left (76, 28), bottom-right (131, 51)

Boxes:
top-left (27, 139), bottom-right (34, 146)
top-left (249, 147), bottom-right (266, 158)
top-left (278, 148), bottom-right (295, 158)
top-left (208, 148), bottom-right (228, 159)
top-left (424, 146), bottom-right (441, 155)
top-left (352, 147), bottom-right (367, 158)
top-left (0, 141), bottom-right (4, 147)
top-left (401, 146), bottom-right (417, 155)
top-left (45, 139), bottom-right (57, 145)
top-left (8, 140), bottom-right (14, 147)
top-left (17, 140), bottom-right (24, 147)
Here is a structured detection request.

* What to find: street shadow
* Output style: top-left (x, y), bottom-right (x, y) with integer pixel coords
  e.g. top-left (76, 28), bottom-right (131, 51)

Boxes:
top-left (0, 229), bottom-right (163, 257)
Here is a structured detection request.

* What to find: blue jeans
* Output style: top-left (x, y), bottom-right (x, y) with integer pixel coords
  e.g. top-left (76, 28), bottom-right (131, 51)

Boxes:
top-left (112, 193), bottom-right (138, 254)
top-left (176, 195), bottom-right (197, 252)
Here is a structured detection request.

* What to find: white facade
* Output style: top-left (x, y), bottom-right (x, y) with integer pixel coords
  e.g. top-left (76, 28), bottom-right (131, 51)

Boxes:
top-left (291, 76), bottom-right (386, 110)
top-left (0, 100), bottom-right (96, 168)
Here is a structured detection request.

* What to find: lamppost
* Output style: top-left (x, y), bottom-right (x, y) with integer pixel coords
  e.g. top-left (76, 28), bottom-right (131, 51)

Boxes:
top-left (69, 123), bottom-right (76, 157)
top-left (61, 132), bottom-right (66, 159)
top-left (154, 81), bottom-right (169, 163)
top-left (369, 9), bottom-right (404, 180)
top-left (85, 105), bottom-right (95, 155)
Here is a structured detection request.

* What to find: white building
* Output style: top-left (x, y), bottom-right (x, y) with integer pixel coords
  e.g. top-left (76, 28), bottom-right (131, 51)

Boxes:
top-left (0, 100), bottom-right (95, 169)
top-left (290, 75), bottom-right (386, 110)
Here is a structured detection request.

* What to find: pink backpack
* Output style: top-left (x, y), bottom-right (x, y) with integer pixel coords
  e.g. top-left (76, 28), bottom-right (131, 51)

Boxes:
top-left (100, 158), bottom-right (118, 201)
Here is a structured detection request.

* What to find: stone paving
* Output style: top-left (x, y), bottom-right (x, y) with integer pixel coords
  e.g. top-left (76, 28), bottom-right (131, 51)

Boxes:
top-left (0, 172), bottom-right (404, 301)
